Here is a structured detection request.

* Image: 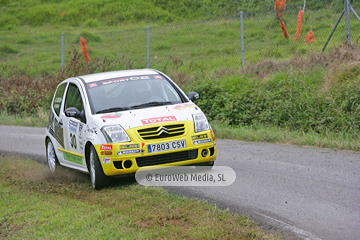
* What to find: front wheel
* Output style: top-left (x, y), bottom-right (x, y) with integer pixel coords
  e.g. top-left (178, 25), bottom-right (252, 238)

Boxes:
top-left (46, 139), bottom-right (59, 173)
top-left (89, 145), bottom-right (109, 190)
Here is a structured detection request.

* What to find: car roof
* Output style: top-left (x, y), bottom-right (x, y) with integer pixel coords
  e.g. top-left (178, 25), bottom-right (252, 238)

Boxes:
top-left (76, 69), bottom-right (161, 84)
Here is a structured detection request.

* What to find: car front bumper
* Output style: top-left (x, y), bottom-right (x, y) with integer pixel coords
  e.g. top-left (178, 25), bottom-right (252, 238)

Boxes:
top-left (94, 125), bottom-right (217, 176)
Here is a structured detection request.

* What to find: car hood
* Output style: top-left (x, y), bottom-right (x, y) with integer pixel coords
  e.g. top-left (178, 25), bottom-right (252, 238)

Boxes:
top-left (92, 103), bottom-right (201, 129)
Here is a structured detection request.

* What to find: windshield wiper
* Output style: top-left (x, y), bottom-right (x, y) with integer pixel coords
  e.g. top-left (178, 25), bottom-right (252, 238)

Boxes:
top-left (96, 107), bottom-right (130, 114)
top-left (129, 101), bottom-right (173, 109)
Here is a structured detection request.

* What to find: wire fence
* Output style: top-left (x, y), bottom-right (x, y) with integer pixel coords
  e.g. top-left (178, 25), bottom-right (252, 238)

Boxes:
top-left (0, 0), bottom-right (359, 76)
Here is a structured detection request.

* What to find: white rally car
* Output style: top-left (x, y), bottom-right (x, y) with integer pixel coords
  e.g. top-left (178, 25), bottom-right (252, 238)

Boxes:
top-left (45, 69), bottom-right (217, 189)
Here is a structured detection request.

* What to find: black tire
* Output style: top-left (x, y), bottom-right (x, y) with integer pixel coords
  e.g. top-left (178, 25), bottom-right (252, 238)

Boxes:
top-left (89, 145), bottom-right (110, 190)
top-left (46, 139), bottom-right (59, 173)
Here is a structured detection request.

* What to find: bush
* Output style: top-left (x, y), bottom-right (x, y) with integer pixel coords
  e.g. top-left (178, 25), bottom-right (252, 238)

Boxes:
top-left (0, 48), bottom-right (117, 115)
top-left (1, 44), bottom-right (359, 137)
top-left (192, 45), bottom-right (360, 135)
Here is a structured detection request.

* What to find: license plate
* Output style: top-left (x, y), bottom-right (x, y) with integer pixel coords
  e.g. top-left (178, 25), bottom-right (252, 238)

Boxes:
top-left (148, 140), bottom-right (186, 153)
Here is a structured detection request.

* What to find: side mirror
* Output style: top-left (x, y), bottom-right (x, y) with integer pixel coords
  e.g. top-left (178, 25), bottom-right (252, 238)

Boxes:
top-left (188, 92), bottom-right (200, 102)
top-left (65, 107), bottom-right (86, 122)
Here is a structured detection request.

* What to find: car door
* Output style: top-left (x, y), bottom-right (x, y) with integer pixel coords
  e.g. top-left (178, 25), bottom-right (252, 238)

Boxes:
top-left (48, 82), bottom-right (67, 145)
top-left (59, 80), bottom-right (88, 171)
top-left (48, 82), bottom-right (67, 154)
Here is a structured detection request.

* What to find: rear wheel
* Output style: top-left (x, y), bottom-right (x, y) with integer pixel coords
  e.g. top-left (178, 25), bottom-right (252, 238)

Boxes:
top-left (46, 139), bottom-right (59, 173)
top-left (89, 145), bottom-right (109, 190)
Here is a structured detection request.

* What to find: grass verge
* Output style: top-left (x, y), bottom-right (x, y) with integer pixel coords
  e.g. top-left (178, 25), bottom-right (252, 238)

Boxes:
top-left (0, 109), bottom-right (48, 127)
top-left (212, 122), bottom-right (360, 152)
top-left (0, 156), bottom-right (281, 240)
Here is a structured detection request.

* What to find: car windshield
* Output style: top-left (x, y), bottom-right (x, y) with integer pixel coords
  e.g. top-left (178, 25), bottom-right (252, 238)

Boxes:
top-left (86, 75), bottom-right (184, 114)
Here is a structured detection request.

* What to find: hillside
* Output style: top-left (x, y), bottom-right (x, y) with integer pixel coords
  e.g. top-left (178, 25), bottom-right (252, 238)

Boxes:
top-left (0, 0), bottom-right (338, 30)
top-left (1, 0), bottom-right (358, 76)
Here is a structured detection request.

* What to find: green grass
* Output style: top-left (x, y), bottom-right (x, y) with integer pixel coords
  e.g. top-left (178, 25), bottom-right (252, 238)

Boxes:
top-left (211, 122), bottom-right (360, 151)
top-left (1, 1), bottom-right (359, 76)
top-left (0, 156), bottom-right (281, 240)
top-left (0, 110), bottom-right (49, 127)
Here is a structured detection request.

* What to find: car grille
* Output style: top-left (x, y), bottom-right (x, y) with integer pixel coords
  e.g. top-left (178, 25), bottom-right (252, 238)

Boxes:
top-left (136, 149), bottom-right (198, 167)
top-left (137, 124), bottom-right (185, 140)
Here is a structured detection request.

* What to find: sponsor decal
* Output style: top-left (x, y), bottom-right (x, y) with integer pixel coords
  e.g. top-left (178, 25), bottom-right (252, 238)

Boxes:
top-left (101, 151), bottom-right (112, 155)
top-left (102, 78), bottom-right (129, 85)
top-left (54, 97), bottom-right (62, 103)
top-left (101, 76), bottom-right (151, 85)
top-left (120, 144), bottom-right (140, 149)
top-left (78, 123), bottom-right (84, 138)
top-left (141, 116), bottom-right (177, 125)
top-left (90, 75), bottom-right (169, 89)
top-left (53, 104), bottom-right (60, 109)
top-left (63, 152), bottom-right (82, 164)
top-left (173, 103), bottom-right (194, 110)
top-left (78, 123), bottom-right (84, 150)
top-left (117, 149), bottom-right (141, 155)
top-left (101, 112), bottom-right (123, 119)
top-left (69, 120), bottom-right (78, 133)
top-left (102, 157), bottom-right (111, 163)
top-left (100, 144), bottom-right (113, 150)
top-left (193, 139), bottom-right (212, 145)
top-left (191, 134), bottom-right (208, 140)
top-left (86, 126), bottom-right (97, 135)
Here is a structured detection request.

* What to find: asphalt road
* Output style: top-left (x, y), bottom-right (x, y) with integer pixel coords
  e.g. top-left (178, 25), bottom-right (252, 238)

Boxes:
top-left (0, 125), bottom-right (359, 240)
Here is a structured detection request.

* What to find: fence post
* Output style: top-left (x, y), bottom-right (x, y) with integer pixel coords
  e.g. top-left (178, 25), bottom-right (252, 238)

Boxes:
top-left (240, 11), bottom-right (245, 68)
top-left (61, 33), bottom-right (64, 71)
top-left (146, 26), bottom-right (150, 68)
top-left (345, 0), bottom-right (351, 43)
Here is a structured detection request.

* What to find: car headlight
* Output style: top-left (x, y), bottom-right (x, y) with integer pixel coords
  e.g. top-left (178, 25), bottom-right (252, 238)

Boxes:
top-left (192, 113), bottom-right (210, 132)
top-left (101, 125), bottom-right (130, 143)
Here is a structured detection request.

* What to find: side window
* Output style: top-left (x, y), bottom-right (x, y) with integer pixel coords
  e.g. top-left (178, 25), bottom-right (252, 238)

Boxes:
top-left (64, 83), bottom-right (84, 112)
top-left (52, 83), bottom-right (67, 116)
top-left (161, 82), bottom-right (182, 102)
